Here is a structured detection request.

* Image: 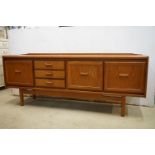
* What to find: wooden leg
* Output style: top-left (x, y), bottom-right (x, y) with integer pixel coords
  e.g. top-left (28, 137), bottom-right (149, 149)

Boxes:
top-left (32, 95), bottom-right (36, 99)
top-left (19, 88), bottom-right (24, 106)
top-left (121, 96), bottom-right (126, 116)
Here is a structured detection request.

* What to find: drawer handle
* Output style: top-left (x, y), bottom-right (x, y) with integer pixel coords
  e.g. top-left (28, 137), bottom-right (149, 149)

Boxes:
top-left (80, 72), bottom-right (89, 76)
top-left (14, 70), bottom-right (21, 73)
top-left (46, 81), bottom-right (53, 84)
top-left (45, 63), bottom-right (53, 67)
top-left (119, 73), bottom-right (129, 77)
top-left (46, 72), bottom-right (53, 76)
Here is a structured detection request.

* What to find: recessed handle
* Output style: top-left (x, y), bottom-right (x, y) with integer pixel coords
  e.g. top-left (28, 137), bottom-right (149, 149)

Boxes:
top-left (80, 72), bottom-right (89, 76)
top-left (119, 73), bottom-right (129, 77)
top-left (45, 63), bottom-right (53, 67)
top-left (46, 81), bottom-right (53, 84)
top-left (14, 70), bottom-right (21, 73)
top-left (46, 72), bottom-right (53, 76)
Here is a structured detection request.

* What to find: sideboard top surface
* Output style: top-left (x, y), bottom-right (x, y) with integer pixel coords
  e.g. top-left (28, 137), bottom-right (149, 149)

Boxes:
top-left (3, 53), bottom-right (148, 59)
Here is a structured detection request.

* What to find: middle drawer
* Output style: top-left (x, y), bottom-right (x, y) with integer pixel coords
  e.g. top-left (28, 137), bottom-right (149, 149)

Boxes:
top-left (35, 70), bottom-right (65, 79)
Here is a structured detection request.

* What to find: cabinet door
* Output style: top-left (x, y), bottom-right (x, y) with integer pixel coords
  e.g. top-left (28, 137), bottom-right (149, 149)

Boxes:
top-left (104, 61), bottom-right (147, 95)
top-left (4, 60), bottom-right (33, 86)
top-left (67, 61), bottom-right (103, 91)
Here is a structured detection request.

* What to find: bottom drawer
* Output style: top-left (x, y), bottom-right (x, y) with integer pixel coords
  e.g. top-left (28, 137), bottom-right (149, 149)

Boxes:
top-left (35, 79), bottom-right (65, 88)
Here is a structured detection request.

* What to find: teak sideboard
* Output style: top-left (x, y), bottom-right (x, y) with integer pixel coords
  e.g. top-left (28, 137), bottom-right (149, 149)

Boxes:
top-left (2, 53), bottom-right (148, 116)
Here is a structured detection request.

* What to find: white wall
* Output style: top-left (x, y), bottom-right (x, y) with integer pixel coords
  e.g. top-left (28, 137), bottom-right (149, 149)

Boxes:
top-left (8, 26), bottom-right (155, 106)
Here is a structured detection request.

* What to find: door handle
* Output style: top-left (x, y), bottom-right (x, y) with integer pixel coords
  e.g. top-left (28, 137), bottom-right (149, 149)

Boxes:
top-left (80, 72), bottom-right (89, 76)
top-left (119, 73), bottom-right (129, 77)
top-left (14, 70), bottom-right (21, 73)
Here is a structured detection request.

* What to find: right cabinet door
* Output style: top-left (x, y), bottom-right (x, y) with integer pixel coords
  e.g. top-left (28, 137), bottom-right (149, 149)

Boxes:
top-left (104, 61), bottom-right (147, 95)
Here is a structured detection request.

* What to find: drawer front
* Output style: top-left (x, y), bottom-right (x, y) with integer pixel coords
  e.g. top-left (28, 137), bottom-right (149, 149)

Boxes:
top-left (67, 61), bottom-right (103, 91)
top-left (104, 61), bottom-right (147, 94)
top-left (35, 79), bottom-right (65, 88)
top-left (35, 70), bottom-right (65, 79)
top-left (34, 61), bottom-right (64, 70)
top-left (4, 60), bottom-right (34, 86)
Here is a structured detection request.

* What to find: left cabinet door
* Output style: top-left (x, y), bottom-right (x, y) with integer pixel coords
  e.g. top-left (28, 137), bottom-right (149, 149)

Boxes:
top-left (4, 60), bottom-right (34, 86)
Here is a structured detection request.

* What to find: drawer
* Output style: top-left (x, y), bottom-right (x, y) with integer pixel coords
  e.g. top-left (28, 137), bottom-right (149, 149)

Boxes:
top-left (35, 70), bottom-right (65, 79)
top-left (35, 79), bottom-right (65, 88)
top-left (104, 61), bottom-right (147, 94)
top-left (67, 61), bottom-right (103, 91)
top-left (34, 61), bottom-right (64, 70)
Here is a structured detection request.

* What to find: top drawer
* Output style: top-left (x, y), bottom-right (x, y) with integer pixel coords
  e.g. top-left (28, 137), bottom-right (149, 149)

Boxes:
top-left (34, 61), bottom-right (64, 70)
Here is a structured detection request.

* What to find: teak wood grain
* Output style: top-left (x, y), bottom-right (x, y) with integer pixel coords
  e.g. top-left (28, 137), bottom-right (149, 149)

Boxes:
top-left (35, 79), bottom-right (65, 88)
top-left (4, 60), bottom-right (33, 86)
top-left (34, 60), bottom-right (64, 70)
top-left (35, 70), bottom-right (65, 79)
top-left (104, 61), bottom-right (147, 94)
top-left (2, 53), bottom-right (149, 116)
top-left (67, 61), bottom-right (103, 91)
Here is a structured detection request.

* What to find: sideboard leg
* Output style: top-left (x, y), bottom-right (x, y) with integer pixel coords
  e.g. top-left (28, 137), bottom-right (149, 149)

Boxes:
top-left (121, 96), bottom-right (126, 117)
top-left (19, 88), bottom-right (24, 106)
top-left (32, 95), bottom-right (36, 99)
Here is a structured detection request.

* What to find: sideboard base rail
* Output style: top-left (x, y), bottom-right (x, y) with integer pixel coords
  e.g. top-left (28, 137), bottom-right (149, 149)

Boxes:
top-left (19, 87), bottom-right (126, 116)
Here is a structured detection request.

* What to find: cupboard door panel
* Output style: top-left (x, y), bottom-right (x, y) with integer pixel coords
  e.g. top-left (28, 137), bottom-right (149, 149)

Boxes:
top-left (104, 61), bottom-right (147, 94)
top-left (67, 61), bottom-right (103, 91)
top-left (5, 60), bottom-right (33, 86)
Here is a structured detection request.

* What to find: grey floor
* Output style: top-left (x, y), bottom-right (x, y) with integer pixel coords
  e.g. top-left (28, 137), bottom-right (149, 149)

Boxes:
top-left (0, 89), bottom-right (155, 129)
